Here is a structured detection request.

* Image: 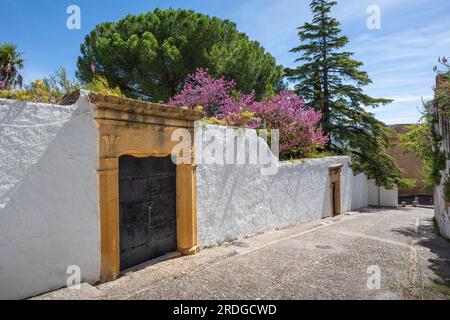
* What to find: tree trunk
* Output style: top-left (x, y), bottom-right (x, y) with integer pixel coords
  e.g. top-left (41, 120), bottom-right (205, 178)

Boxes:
top-left (320, 0), bottom-right (331, 148)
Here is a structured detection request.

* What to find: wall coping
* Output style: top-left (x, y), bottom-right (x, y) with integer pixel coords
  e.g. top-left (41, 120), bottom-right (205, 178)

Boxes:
top-left (87, 91), bottom-right (202, 121)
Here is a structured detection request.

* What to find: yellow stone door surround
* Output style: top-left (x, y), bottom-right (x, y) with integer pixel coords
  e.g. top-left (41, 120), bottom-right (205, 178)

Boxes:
top-left (88, 92), bottom-right (202, 282)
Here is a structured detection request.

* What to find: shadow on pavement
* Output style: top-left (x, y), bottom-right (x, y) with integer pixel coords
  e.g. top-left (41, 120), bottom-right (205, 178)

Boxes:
top-left (392, 217), bottom-right (450, 298)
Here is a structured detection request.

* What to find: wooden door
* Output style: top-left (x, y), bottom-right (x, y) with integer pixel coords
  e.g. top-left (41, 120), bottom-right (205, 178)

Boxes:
top-left (119, 156), bottom-right (177, 270)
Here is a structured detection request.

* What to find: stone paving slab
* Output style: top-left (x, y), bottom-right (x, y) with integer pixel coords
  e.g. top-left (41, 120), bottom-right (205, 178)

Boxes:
top-left (33, 207), bottom-right (450, 300)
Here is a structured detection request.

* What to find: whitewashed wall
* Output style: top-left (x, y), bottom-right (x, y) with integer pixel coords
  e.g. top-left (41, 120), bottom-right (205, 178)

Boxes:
top-left (0, 93), bottom-right (100, 300)
top-left (367, 180), bottom-right (399, 207)
top-left (196, 125), bottom-right (369, 247)
top-left (434, 111), bottom-right (450, 240)
top-left (349, 173), bottom-right (369, 210)
top-left (435, 162), bottom-right (450, 240)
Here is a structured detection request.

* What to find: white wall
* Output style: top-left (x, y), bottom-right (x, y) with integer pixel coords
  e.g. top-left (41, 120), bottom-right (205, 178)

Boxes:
top-left (0, 93), bottom-right (100, 300)
top-left (367, 180), bottom-right (399, 207)
top-left (435, 162), bottom-right (450, 240)
top-left (350, 173), bottom-right (369, 210)
top-left (196, 125), bottom-right (368, 247)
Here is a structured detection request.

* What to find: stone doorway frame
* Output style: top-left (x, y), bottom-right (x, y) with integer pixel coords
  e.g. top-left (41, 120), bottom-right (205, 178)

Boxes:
top-left (89, 92), bottom-right (202, 282)
top-left (329, 164), bottom-right (343, 217)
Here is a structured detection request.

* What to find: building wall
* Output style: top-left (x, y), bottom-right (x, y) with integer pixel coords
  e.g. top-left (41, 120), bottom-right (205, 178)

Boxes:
top-left (349, 172), bottom-right (369, 210)
top-left (433, 76), bottom-right (450, 240)
top-left (367, 180), bottom-right (399, 207)
top-left (389, 125), bottom-right (430, 197)
top-left (435, 163), bottom-right (450, 240)
top-left (0, 98), bottom-right (403, 298)
top-left (435, 171), bottom-right (450, 240)
top-left (0, 94), bottom-right (100, 300)
top-left (196, 125), bottom-right (369, 247)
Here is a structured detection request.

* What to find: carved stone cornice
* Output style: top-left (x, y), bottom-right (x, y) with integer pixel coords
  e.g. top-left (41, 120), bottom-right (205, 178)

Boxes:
top-left (88, 92), bottom-right (202, 123)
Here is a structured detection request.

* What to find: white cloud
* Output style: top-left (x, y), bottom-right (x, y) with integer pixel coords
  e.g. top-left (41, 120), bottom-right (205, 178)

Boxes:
top-left (389, 95), bottom-right (433, 103)
top-left (346, 19), bottom-right (450, 124)
top-left (234, 0), bottom-right (448, 125)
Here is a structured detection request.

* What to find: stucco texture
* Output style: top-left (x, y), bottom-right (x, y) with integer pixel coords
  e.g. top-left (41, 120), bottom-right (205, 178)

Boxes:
top-left (367, 180), bottom-right (399, 207)
top-left (196, 125), bottom-right (368, 247)
top-left (0, 93), bottom-right (100, 299)
top-left (435, 162), bottom-right (450, 240)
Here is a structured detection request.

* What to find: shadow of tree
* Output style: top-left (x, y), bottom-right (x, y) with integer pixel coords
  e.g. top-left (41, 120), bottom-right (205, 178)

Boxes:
top-left (392, 217), bottom-right (450, 297)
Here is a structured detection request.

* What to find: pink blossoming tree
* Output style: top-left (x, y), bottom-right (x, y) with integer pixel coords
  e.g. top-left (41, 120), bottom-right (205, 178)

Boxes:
top-left (249, 91), bottom-right (329, 158)
top-left (169, 68), bottom-right (328, 159)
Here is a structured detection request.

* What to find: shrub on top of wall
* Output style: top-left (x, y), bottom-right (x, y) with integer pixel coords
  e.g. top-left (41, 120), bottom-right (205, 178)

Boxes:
top-left (169, 68), bottom-right (329, 159)
top-left (0, 73), bottom-right (123, 104)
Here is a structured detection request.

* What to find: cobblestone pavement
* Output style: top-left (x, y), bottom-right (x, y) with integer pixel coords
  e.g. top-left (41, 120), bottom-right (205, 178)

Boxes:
top-left (36, 207), bottom-right (450, 300)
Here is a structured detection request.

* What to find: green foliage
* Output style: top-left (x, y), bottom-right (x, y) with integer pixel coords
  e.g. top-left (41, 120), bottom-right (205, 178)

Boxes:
top-left (436, 76), bottom-right (450, 110)
top-left (348, 126), bottom-right (408, 189)
top-left (23, 80), bottom-right (58, 103)
top-left (0, 80), bottom-right (62, 104)
top-left (0, 67), bottom-right (123, 103)
top-left (42, 67), bottom-right (80, 100)
top-left (0, 77), bottom-right (77, 104)
top-left (0, 42), bottom-right (24, 89)
top-left (398, 178), bottom-right (418, 190)
top-left (400, 58), bottom-right (450, 189)
top-left (307, 150), bottom-right (339, 159)
top-left (286, 0), bottom-right (400, 188)
top-left (82, 75), bottom-right (124, 97)
top-left (0, 67), bottom-right (81, 104)
top-left (444, 179), bottom-right (450, 202)
top-left (428, 151), bottom-right (448, 186)
top-left (400, 124), bottom-right (430, 157)
top-left (76, 8), bottom-right (284, 102)
top-left (434, 58), bottom-right (450, 115)
top-left (399, 109), bottom-right (446, 188)
top-left (0, 87), bottom-right (35, 101)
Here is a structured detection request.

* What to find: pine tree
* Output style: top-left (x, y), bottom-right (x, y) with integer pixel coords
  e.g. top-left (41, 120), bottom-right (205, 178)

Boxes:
top-left (287, 0), bottom-right (403, 188)
top-left (77, 9), bottom-right (284, 102)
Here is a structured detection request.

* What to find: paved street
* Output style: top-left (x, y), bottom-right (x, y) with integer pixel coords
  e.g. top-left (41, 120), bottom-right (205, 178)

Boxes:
top-left (38, 207), bottom-right (450, 300)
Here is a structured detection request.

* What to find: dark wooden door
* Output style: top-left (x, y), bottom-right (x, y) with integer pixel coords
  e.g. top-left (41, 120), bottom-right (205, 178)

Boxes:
top-left (119, 155), bottom-right (177, 271)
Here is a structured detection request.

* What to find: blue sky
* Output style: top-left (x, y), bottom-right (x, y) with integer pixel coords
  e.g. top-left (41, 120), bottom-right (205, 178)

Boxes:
top-left (2, 0), bottom-right (450, 124)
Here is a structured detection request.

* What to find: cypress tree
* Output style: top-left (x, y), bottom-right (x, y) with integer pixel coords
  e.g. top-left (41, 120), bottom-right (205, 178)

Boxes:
top-left (287, 0), bottom-right (404, 188)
